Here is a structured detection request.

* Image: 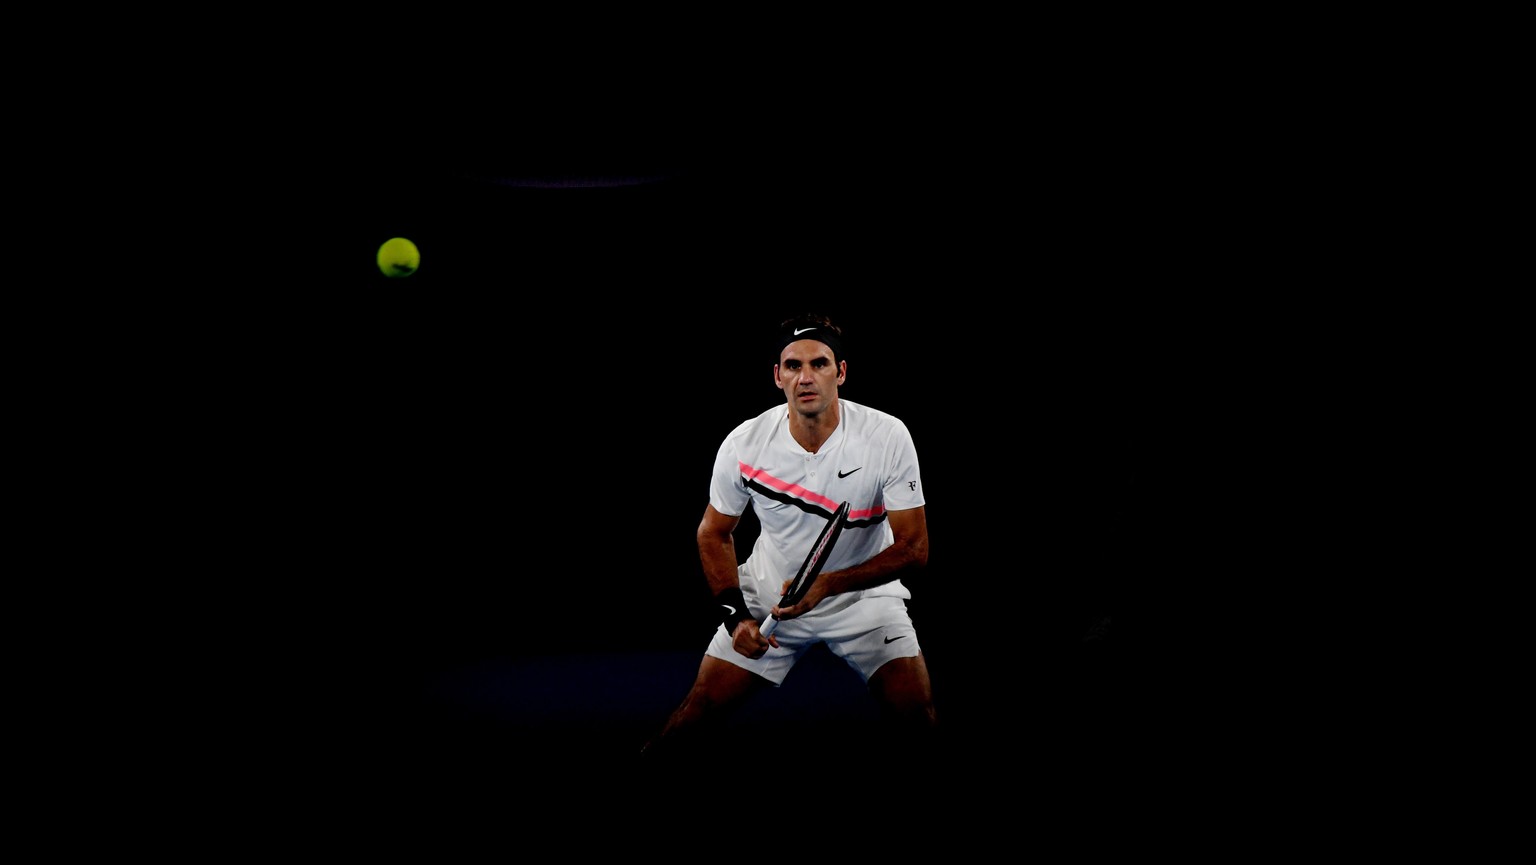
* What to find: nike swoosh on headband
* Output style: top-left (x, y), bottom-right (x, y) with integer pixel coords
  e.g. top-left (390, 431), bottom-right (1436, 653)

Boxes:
top-left (793, 327), bottom-right (816, 335)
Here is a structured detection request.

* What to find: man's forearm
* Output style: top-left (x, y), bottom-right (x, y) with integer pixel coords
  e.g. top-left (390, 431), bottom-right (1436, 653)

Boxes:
top-left (698, 536), bottom-right (741, 595)
top-left (820, 537), bottom-right (927, 595)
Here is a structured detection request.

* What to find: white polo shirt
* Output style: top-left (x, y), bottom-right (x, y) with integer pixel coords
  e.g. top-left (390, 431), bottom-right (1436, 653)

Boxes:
top-left (708, 398), bottom-right (925, 620)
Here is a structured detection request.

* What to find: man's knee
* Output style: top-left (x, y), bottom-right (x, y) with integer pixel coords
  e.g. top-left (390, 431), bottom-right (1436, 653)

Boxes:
top-left (870, 656), bottom-right (935, 709)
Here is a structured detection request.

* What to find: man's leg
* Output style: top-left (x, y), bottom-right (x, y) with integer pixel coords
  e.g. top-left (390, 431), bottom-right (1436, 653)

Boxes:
top-left (868, 653), bottom-right (939, 757)
top-left (641, 655), bottom-right (770, 759)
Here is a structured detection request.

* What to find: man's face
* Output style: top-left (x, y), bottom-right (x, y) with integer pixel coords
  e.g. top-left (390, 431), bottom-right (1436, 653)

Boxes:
top-left (776, 339), bottom-right (843, 418)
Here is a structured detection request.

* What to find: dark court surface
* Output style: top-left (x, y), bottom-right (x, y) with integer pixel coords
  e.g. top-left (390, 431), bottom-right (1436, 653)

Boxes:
top-left (292, 581), bottom-right (1143, 791)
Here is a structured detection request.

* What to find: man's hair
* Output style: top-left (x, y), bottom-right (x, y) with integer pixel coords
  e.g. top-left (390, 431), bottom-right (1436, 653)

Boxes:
top-left (774, 313), bottom-right (845, 366)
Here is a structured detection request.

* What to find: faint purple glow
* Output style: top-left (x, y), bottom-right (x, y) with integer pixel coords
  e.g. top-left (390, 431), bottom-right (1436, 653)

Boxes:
top-left (461, 173), bottom-right (675, 189)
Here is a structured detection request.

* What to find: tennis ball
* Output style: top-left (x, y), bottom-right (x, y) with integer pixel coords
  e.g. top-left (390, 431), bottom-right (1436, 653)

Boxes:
top-left (377, 237), bottom-right (421, 278)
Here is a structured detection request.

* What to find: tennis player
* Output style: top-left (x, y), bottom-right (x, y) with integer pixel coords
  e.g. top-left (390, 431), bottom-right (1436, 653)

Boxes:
top-left (640, 313), bottom-right (937, 760)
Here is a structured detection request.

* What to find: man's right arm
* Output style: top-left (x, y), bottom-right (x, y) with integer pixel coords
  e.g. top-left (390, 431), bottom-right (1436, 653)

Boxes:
top-left (698, 503), bottom-right (772, 657)
top-left (697, 503), bottom-right (742, 598)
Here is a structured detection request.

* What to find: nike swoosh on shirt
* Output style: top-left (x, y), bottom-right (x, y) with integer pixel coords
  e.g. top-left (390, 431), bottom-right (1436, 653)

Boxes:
top-left (884, 635), bottom-right (906, 644)
top-left (838, 467), bottom-right (861, 478)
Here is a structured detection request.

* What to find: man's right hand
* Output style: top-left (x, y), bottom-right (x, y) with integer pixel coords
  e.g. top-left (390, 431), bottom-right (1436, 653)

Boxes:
top-left (731, 619), bottom-right (776, 659)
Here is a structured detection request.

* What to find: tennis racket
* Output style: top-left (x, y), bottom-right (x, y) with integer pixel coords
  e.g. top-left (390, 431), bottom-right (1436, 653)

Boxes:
top-left (760, 500), bottom-right (851, 639)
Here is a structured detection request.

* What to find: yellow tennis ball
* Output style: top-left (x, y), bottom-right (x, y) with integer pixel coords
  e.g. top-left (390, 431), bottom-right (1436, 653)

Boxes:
top-left (377, 237), bottom-right (421, 278)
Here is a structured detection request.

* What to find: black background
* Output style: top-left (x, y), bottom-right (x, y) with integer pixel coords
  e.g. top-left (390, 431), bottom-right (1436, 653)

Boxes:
top-left (244, 146), bottom-right (1177, 786)
top-left (297, 165), bottom-right (1151, 632)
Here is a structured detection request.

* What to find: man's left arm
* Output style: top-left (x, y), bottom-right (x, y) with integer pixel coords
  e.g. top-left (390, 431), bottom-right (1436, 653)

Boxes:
top-left (770, 505), bottom-right (928, 621)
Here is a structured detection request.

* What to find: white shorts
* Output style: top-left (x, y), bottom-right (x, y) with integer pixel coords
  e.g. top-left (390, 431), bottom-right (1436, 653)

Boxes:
top-left (705, 594), bottom-right (921, 686)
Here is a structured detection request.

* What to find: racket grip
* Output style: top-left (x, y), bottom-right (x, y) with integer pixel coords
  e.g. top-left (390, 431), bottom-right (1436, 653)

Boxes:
top-left (760, 615), bottom-right (780, 639)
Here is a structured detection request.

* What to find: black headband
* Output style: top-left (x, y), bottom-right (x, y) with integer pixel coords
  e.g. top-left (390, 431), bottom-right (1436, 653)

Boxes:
top-left (774, 326), bottom-right (844, 365)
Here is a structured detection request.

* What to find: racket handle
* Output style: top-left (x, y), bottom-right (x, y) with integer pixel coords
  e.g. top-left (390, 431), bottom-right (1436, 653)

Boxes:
top-left (760, 615), bottom-right (780, 639)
